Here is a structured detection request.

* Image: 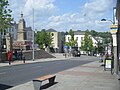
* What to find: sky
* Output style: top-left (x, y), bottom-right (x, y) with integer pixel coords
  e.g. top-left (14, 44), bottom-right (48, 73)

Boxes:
top-left (8, 0), bottom-right (117, 32)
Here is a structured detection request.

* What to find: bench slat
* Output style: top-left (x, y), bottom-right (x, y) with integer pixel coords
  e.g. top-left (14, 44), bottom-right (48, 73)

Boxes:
top-left (35, 74), bottom-right (55, 81)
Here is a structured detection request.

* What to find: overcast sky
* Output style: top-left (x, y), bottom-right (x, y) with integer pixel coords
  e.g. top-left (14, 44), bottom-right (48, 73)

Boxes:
top-left (8, 0), bottom-right (116, 32)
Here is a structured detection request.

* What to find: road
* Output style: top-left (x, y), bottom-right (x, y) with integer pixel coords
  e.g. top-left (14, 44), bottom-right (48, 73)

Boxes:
top-left (0, 55), bottom-right (98, 88)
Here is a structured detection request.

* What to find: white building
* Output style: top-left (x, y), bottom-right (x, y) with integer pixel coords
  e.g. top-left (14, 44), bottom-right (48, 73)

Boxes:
top-left (65, 31), bottom-right (98, 49)
top-left (65, 30), bottom-right (99, 55)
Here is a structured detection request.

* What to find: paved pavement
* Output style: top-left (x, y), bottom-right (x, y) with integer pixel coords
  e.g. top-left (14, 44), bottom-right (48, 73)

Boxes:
top-left (0, 53), bottom-right (70, 67)
top-left (0, 53), bottom-right (120, 90)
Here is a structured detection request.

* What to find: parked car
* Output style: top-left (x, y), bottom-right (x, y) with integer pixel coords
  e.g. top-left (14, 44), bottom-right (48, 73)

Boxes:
top-left (72, 50), bottom-right (81, 57)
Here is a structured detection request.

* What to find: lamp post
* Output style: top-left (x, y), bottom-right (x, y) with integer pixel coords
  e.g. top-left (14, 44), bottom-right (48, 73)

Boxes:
top-left (101, 19), bottom-right (114, 53)
top-left (101, 19), bottom-right (119, 74)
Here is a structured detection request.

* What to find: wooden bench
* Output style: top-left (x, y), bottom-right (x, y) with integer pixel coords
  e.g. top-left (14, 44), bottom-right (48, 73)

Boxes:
top-left (33, 74), bottom-right (56, 90)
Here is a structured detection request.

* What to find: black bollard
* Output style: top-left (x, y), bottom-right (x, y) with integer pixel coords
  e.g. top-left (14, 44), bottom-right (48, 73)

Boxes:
top-left (9, 61), bottom-right (11, 65)
top-left (23, 57), bottom-right (25, 63)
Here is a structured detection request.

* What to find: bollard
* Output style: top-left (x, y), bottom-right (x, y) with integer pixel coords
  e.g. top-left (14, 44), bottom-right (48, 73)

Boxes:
top-left (23, 57), bottom-right (25, 63)
top-left (9, 61), bottom-right (11, 65)
top-left (65, 53), bottom-right (67, 58)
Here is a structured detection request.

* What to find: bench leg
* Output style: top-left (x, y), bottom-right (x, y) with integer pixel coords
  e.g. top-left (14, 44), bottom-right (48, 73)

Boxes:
top-left (49, 76), bottom-right (56, 84)
top-left (33, 80), bottom-right (42, 90)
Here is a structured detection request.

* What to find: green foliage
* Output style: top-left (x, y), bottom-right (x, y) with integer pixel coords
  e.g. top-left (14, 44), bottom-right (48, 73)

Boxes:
top-left (89, 30), bottom-right (112, 44)
top-left (36, 29), bottom-right (52, 49)
top-left (65, 39), bottom-right (77, 46)
top-left (65, 29), bottom-right (77, 47)
top-left (88, 38), bottom-right (93, 51)
top-left (81, 31), bottom-right (93, 53)
top-left (89, 30), bottom-right (98, 37)
top-left (69, 29), bottom-right (74, 40)
top-left (0, 0), bottom-right (13, 31)
top-left (97, 41), bottom-right (104, 53)
top-left (88, 30), bottom-right (112, 53)
top-left (0, 0), bottom-right (13, 61)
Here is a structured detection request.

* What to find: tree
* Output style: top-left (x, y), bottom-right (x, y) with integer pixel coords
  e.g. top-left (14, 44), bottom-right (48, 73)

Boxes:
top-left (89, 30), bottom-right (98, 37)
top-left (65, 29), bottom-right (77, 47)
top-left (36, 29), bottom-right (52, 49)
top-left (89, 30), bottom-right (112, 53)
top-left (0, 0), bottom-right (13, 62)
top-left (89, 30), bottom-right (112, 44)
top-left (81, 31), bottom-right (93, 54)
top-left (69, 29), bottom-right (74, 40)
top-left (97, 41), bottom-right (104, 53)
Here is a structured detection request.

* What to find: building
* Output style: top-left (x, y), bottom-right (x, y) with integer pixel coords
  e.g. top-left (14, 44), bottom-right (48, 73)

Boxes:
top-left (65, 30), bottom-right (98, 51)
top-left (2, 13), bottom-right (33, 52)
top-left (110, 0), bottom-right (120, 78)
top-left (1, 22), bottom-right (18, 52)
top-left (112, 0), bottom-right (120, 77)
top-left (46, 28), bottom-right (63, 53)
top-left (12, 13), bottom-right (33, 50)
top-left (110, 3), bottom-right (120, 77)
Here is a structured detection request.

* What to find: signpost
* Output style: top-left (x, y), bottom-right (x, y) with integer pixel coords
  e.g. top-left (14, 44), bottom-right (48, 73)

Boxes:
top-left (105, 59), bottom-right (112, 69)
top-left (104, 57), bottom-right (114, 74)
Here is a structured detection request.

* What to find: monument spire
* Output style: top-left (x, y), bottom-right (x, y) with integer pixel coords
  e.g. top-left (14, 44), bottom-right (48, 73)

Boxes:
top-left (20, 11), bottom-right (23, 19)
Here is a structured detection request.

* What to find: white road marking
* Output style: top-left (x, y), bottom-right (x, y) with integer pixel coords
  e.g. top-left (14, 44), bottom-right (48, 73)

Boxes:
top-left (0, 72), bottom-right (6, 75)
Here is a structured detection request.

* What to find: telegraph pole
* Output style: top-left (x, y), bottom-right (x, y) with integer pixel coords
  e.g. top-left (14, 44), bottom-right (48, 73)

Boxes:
top-left (32, 8), bottom-right (35, 61)
top-left (116, 0), bottom-right (120, 78)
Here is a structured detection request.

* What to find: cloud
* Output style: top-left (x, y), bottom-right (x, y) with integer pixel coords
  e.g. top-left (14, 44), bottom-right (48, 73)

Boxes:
top-left (8, 0), bottom-right (26, 20)
top-left (84, 0), bottom-right (113, 12)
top-left (82, 0), bottom-right (115, 19)
top-left (45, 13), bottom-right (86, 31)
top-left (24, 0), bottom-right (56, 16)
top-left (8, 0), bottom-right (116, 32)
top-left (9, 0), bottom-right (57, 28)
top-left (44, 0), bottom-right (115, 32)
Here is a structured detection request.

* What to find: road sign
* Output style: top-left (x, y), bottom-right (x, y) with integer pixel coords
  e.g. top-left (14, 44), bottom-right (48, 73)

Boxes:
top-left (64, 45), bottom-right (67, 49)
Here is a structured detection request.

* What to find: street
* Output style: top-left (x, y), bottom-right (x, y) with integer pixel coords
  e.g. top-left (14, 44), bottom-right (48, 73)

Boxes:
top-left (0, 56), bottom-right (98, 88)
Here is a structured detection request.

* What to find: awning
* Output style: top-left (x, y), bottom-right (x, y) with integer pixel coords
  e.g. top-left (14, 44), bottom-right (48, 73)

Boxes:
top-left (13, 41), bottom-right (32, 47)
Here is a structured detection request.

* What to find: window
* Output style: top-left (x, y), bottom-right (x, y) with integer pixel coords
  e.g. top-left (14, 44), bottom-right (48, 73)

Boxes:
top-left (76, 37), bottom-right (78, 40)
top-left (68, 37), bottom-right (70, 41)
top-left (81, 37), bottom-right (83, 40)
top-left (52, 33), bottom-right (54, 36)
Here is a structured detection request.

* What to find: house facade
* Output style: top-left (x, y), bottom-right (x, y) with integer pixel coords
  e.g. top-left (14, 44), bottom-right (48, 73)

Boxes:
top-left (46, 29), bottom-right (63, 53)
top-left (1, 22), bottom-right (18, 52)
top-left (65, 31), bottom-right (98, 48)
top-left (65, 30), bottom-right (99, 54)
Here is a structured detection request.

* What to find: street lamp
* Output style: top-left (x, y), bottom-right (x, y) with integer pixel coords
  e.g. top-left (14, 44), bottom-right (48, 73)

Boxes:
top-left (101, 18), bottom-right (114, 24)
top-left (101, 18), bottom-right (114, 49)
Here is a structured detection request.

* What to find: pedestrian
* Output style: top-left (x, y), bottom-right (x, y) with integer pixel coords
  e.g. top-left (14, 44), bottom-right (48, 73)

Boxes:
top-left (99, 53), bottom-right (103, 63)
top-left (7, 51), bottom-right (11, 65)
top-left (105, 52), bottom-right (109, 59)
top-left (15, 50), bottom-right (18, 60)
top-left (20, 49), bottom-right (23, 60)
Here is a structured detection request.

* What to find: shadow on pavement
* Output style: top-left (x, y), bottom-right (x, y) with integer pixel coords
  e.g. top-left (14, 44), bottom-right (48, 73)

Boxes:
top-left (0, 84), bottom-right (13, 90)
top-left (41, 82), bottom-right (58, 90)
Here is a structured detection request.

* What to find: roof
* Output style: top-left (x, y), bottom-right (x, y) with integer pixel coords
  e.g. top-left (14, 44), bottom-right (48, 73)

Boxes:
top-left (74, 30), bottom-right (85, 35)
top-left (47, 28), bottom-right (57, 32)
